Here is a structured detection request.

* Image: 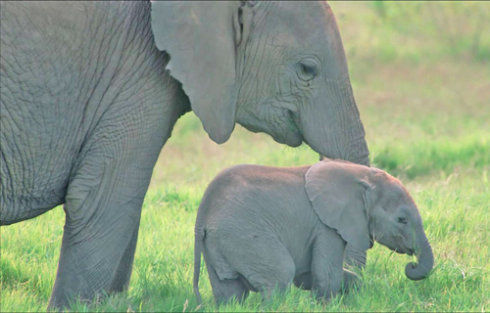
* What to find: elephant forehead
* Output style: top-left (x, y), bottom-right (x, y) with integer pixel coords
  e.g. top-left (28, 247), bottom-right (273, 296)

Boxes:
top-left (379, 184), bottom-right (415, 210)
top-left (265, 2), bottom-right (335, 46)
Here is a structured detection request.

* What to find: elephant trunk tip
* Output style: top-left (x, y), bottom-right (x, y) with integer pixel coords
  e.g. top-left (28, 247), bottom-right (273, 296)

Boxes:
top-left (404, 256), bottom-right (433, 281)
top-left (405, 262), bottom-right (426, 280)
top-left (405, 227), bottom-right (434, 281)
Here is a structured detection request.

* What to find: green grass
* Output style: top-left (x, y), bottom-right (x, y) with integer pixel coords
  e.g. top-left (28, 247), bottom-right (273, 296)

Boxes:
top-left (1, 2), bottom-right (489, 312)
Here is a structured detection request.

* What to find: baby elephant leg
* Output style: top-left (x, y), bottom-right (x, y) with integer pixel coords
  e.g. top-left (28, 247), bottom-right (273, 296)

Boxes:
top-left (219, 233), bottom-right (295, 301)
top-left (342, 269), bottom-right (361, 292)
top-left (311, 226), bottom-right (346, 301)
top-left (206, 264), bottom-right (249, 305)
top-left (294, 272), bottom-right (312, 290)
top-left (293, 270), bottom-right (358, 293)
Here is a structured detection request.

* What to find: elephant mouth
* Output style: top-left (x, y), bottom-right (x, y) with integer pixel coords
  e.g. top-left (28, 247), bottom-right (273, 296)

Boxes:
top-left (270, 109), bottom-right (303, 146)
top-left (387, 245), bottom-right (414, 256)
top-left (237, 101), bottom-right (304, 147)
top-left (398, 248), bottom-right (415, 256)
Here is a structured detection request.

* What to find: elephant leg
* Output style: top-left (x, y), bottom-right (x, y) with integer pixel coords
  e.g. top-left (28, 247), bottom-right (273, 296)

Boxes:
top-left (109, 225), bottom-right (139, 292)
top-left (301, 269), bottom-right (358, 294)
top-left (342, 244), bottom-right (365, 294)
top-left (293, 272), bottom-right (312, 290)
top-left (300, 269), bottom-right (359, 292)
top-left (342, 269), bottom-right (360, 293)
top-left (311, 227), bottom-right (345, 301)
top-left (48, 117), bottom-right (165, 309)
top-left (344, 243), bottom-right (367, 269)
top-left (48, 157), bottom-right (149, 308)
top-left (297, 269), bottom-right (359, 293)
top-left (206, 264), bottom-right (249, 305)
top-left (220, 235), bottom-right (295, 300)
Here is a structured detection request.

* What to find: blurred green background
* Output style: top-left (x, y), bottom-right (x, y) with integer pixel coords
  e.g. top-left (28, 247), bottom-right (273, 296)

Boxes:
top-left (1, 2), bottom-right (489, 312)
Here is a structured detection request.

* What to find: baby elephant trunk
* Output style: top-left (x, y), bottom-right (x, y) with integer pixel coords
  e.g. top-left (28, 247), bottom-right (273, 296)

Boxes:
top-left (405, 228), bottom-right (434, 280)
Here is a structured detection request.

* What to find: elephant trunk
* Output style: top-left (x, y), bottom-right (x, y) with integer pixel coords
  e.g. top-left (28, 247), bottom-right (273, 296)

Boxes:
top-left (347, 134), bottom-right (370, 166)
top-left (405, 228), bottom-right (434, 280)
top-left (303, 78), bottom-right (370, 166)
top-left (339, 81), bottom-right (370, 166)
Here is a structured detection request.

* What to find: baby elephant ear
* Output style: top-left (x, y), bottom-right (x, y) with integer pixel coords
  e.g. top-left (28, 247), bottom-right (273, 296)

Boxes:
top-left (305, 161), bottom-right (372, 252)
top-left (151, 1), bottom-right (239, 143)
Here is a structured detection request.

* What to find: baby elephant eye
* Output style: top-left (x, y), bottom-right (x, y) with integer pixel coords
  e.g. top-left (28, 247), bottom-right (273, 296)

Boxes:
top-left (397, 217), bottom-right (408, 224)
top-left (296, 58), bottom-right (319, 82)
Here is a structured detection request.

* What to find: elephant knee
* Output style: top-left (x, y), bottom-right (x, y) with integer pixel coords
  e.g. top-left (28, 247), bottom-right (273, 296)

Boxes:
top-left (313, 272), bottom-right (343, 300)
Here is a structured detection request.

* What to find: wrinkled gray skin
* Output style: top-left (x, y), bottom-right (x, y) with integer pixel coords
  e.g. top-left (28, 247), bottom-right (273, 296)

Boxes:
top-left (194, 160), bottom-right (433, 304)
top-left (1, 1), bottom-right (369, 308)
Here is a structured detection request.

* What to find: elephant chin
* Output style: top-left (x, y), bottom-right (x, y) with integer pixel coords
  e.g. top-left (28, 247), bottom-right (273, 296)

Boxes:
top-left (271, 131), bottom-right (303, 147)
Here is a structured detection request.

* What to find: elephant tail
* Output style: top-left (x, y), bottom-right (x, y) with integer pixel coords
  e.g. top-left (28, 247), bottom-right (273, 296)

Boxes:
top-left (193, 226), bottom-right (204, 305)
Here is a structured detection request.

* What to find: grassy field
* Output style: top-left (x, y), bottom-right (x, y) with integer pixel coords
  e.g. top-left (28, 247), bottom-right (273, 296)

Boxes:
top-left (1, 2), bottom-right (489, 312)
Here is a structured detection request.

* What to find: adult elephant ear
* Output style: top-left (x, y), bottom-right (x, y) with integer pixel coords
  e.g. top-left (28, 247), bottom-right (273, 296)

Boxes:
top-left (151, 1), bottom-right (242, 143)
top-left (305, 160), bottom-right (373, 253)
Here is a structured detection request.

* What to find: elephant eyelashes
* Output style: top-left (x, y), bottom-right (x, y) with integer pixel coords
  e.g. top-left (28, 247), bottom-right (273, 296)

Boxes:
top-left (397, 217), bottom-right (408, 224)
top-left (296, 59), bottom-right (319, 81)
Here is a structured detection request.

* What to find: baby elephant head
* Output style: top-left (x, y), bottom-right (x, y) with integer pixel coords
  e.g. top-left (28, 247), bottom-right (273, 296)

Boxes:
top-left (305, 160), bottom-right (433, 280)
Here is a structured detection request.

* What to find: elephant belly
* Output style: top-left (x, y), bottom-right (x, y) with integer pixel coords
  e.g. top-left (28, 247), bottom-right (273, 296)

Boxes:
top-left (0, 194), bottom-right (63, 226)
top-left (0, 70), bottom-right (82, 225)
top-left (0, 106), bottom-right (78, 225)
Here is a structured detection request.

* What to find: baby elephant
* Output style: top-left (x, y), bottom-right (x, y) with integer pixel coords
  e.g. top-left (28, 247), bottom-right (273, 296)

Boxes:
top-left (193, 159), bottom-right (433, 304)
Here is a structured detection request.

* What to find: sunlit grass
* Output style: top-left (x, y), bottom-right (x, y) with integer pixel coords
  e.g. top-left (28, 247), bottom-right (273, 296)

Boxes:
top-left (3, 168), bottom-right (487, 312)
top-left (1, 2), bottom-right (489, 312)
top-left (372, 134), bottom-right (488, 179)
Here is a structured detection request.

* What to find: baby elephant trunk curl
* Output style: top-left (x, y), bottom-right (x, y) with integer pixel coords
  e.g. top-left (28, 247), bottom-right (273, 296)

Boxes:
top-left (405, 227), bottom-right (434, 280)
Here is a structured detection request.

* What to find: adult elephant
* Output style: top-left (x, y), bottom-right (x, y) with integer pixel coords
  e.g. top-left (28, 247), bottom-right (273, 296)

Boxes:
top-left (0, 1), bottom-right (369, 308)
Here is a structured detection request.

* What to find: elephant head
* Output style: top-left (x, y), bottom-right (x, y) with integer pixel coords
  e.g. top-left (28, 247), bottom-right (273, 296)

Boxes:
top-left (305, 160), bottom-right (434, 280)
top-left (151, 1), bottom-right (369, 165)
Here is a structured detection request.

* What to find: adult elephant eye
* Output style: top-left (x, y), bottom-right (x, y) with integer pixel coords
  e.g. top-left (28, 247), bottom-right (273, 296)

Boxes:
top-left (397, 217), bottom-right (408, 224)
top-left (296, 58), bottom-right (319, 82)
